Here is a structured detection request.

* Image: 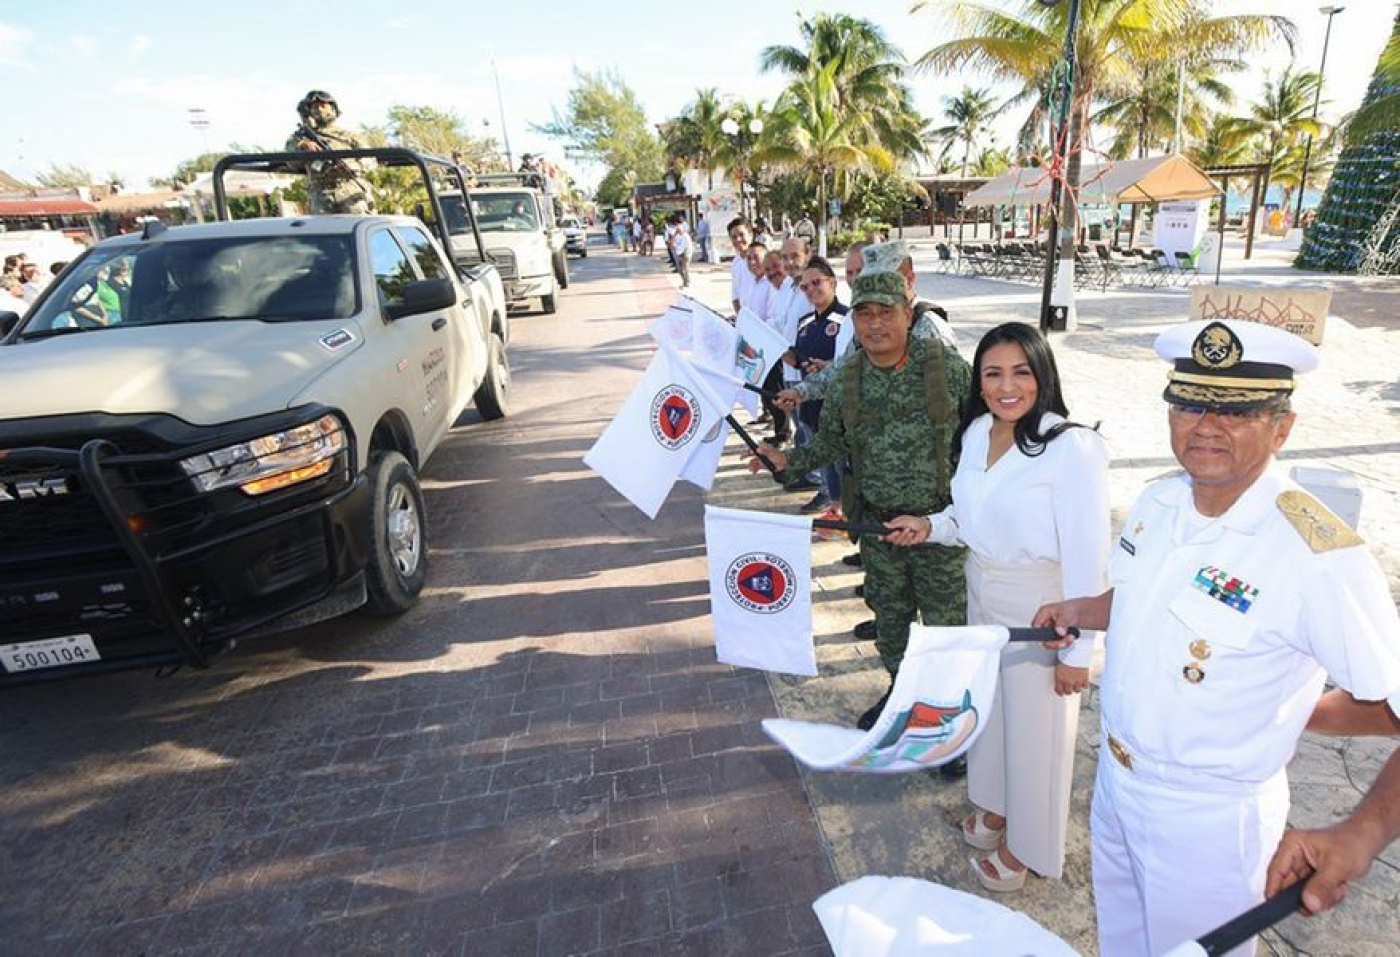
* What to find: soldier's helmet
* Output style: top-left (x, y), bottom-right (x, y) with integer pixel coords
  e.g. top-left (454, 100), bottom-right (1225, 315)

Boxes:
top-left (297, 90), bottom-right (340, 123)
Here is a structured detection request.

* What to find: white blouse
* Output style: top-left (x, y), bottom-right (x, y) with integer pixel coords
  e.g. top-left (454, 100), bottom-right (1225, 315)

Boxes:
top-left (930, 412), bottom-right (1111, 668)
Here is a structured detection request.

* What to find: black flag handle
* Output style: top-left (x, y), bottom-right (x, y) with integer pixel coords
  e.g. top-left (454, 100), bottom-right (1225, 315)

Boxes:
top-left (1005, 627), bottom-right (1081, 642)
top-left (1193, 882), bottom-right (1307, 956)
top-left (726, 415), bottom-right (782, 477)
top-left (742, 382), bottom-right (778, 400)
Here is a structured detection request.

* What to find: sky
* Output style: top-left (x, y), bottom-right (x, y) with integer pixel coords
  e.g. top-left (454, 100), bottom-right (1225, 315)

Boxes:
top-left (2, 1), bottom-right (1394, 192)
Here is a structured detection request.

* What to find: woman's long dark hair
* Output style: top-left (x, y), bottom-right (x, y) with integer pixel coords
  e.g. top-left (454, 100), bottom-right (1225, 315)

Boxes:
top-left (953, 322), bottom-right (1086, 458)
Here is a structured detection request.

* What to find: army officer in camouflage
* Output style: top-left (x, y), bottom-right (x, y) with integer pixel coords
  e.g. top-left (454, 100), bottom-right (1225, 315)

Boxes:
top-left (749, 270), bottom-right (971, 727)
top-left (286, 90), bottom-right (375, 214)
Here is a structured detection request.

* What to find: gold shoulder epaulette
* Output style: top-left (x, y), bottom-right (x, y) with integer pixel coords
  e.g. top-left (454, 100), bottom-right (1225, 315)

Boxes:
top-left (1277, 490), bottom-right (1364, 553)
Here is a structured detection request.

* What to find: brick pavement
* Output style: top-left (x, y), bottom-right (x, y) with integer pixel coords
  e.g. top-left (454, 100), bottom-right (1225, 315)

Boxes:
top-left (0, 241), bottom-right (837, 957)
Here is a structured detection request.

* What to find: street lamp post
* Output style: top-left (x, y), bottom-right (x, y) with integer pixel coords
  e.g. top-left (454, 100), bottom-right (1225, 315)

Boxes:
top-left (1294, 5), bottom-right (1345, 229)
top-left (1037, 0), bottom-right (1084, 333)
top-left (721, 115), bottom-right (763, 220)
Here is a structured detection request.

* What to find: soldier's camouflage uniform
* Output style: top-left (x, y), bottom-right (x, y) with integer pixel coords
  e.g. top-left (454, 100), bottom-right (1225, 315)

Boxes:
top-left (286, 124), bottom-right (374, 215)
top-left (784, 333), bottom-right (971, 674)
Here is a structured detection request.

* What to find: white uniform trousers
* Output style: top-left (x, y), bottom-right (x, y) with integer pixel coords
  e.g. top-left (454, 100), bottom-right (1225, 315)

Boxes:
top-left (965, 556), bottom-right (1080, 879)
top-left (1091, 743), bottom-right (1290, 957)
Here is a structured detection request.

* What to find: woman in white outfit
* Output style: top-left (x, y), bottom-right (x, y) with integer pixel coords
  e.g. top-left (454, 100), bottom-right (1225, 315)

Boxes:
top-left (884, 321), bottom-right (1110, 892)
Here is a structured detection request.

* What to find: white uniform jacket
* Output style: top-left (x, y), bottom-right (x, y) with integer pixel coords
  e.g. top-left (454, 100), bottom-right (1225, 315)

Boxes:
top-left (1102, 468), bottom-right (1400, 784)
top-left (931, 414), bottom-right (1111, 668)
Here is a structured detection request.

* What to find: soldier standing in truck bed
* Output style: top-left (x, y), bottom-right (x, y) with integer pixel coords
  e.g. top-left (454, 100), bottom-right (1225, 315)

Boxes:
top-left (286, 90), bottom-right (374, 215)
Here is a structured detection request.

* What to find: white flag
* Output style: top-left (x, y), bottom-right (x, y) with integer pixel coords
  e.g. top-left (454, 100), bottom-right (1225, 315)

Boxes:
top-left (584, 342), bottom-right (728, 519)
top-left (814, 876), bottom-right (1081, 956)
top-left (704, 505), bottom-right (815, 677)
top-left (685, 297), bottom-right (740, 374)
top-left (762, 625), bottom-right (1011, 772)
top-left (733, 307), bottom-right (788, 416)
top-left (680, 364), bottom-right (744, 490)
top-left (648, 303), bottom-right (694, 354)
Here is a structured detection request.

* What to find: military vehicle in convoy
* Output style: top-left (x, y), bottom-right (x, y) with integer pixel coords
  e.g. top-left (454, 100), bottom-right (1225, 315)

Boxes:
top-left (0, 148), bottom-right (510, 683)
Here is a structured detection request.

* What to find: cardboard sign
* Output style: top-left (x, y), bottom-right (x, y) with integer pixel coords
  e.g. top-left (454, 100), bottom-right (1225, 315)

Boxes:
top-left (1189, 285), bottom-right (1330, 345)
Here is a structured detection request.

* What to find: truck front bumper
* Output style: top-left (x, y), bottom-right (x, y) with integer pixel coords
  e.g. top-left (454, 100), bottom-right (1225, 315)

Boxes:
top-left (505, 274), bottom-right (552, 301)
top-left (0, 420), bottom-right (371, 685)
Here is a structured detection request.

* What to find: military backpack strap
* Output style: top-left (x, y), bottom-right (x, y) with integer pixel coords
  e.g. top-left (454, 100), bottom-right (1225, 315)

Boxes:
top-left (921, 342), bottom-right (954, 495)
top-left (839, 356), bottom-right (865, 538)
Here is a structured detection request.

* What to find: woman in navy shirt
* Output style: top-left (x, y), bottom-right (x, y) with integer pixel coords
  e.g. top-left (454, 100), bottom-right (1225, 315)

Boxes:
top-left (787, 256), bottom-right (848, 513)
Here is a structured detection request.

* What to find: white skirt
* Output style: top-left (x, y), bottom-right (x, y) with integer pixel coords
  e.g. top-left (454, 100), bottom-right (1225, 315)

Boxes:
top-left (964, 555), bottom-right (1081, 880)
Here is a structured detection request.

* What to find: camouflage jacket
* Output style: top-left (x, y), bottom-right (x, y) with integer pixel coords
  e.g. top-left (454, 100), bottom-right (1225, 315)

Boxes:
top-left (785, 335), bottom-right (970, 516)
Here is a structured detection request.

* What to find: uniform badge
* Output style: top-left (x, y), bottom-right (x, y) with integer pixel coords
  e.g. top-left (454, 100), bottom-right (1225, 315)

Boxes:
top-left (1183, 663), bottom-right (1206, 684)
top-left (825, 321), bottom-right (840, 337)
top-left (1191, 322), bottom-right (1243, 369)
top-left (1191, 565), bottom-right (1258, 613)
top-left (1189, 639), bottom-right (1212, 660)
top-left (1118, 536), bottom-right (1136, 556)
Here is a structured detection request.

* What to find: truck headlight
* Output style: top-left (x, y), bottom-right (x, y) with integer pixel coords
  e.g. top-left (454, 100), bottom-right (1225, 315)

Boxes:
top-left (180, 414), bottom-right (348, 496)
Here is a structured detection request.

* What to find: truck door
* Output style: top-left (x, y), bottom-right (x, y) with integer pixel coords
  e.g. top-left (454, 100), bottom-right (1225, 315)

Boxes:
top-left (392, 224), bottom-right (484, 419)
top-left (367, 227), bottom-right (455, 453)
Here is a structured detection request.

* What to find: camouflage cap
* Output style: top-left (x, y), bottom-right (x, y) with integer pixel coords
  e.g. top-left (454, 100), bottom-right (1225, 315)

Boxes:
top-left (850, 270), bottom-right (908, 309)
top-left (861, 239), bottom-right (912, 274)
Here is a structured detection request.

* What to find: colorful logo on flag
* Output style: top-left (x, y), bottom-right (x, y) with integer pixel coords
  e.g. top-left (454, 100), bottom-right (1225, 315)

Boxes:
top-left (649, 385), bottom-right (702, 450)
top-left (725, 552), bottom-right (796, 614)
top-left (735, 337), bottom-right (765, 385)
top-left (853, 691), bottom-right (981, 769)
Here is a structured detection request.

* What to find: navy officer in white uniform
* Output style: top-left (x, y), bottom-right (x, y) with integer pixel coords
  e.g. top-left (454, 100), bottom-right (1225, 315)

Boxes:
top-left (1034, 319), bottom-right (1400, 956)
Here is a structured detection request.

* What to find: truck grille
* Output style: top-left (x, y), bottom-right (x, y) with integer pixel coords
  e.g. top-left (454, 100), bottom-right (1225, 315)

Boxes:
top-left (487, 247), bottom-right (517, 281)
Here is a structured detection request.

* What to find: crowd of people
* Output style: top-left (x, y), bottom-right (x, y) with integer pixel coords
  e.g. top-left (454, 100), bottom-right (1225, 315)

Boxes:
top-left (1, 253), bottom-right (61, 313)
top-left (700, 223), bottom-right (1400, 955)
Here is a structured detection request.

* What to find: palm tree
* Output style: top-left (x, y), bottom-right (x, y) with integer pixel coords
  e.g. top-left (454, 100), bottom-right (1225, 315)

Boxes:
top-left (660, 88), bottom-right (730, 191)
top-left (1342, 19), bottom-right (1400, 142)
top-left (763, 62), bottom-right (895, 254)
top-left (1228, 66), bottom-right (1323, 222)
top-left (914, 0), bottom-right (1293, 315)
top-left (933, 86), bottom-right (1005, 176)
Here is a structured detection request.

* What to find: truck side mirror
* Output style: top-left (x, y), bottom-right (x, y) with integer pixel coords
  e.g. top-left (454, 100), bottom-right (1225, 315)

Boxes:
top-left (0, 311), bottom-right (20, 340)
top-left (385, 278), bottom-right (455, 321)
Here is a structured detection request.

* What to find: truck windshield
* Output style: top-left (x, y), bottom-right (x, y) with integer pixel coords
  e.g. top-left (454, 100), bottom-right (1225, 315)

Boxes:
top-left (472, 192), bottom-right (539, 232)
top-left (19, 235), bottom-right (356, 335)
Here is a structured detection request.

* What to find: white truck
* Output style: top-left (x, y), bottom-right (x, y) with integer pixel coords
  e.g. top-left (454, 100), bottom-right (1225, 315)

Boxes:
top-left (0, 149), bottom-right (511, 684)
top-left (453, 172), bottom-right (569, 314)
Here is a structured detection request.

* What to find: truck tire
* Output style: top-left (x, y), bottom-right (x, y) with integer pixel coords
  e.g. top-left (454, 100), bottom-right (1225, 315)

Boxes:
top-left (473, 331), bottom-right (510, 420)
top-left (541, 290), bottom-right (558, 314)
top-left (555, 252), bottom-right (570, 289)
top-left (364, 451), bottom-right (428, 615)
top-left (580, 248), bottom-right (588, 258)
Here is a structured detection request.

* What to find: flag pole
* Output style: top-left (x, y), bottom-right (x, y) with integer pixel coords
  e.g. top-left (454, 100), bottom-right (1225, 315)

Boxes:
top-left (726, 414), bottom-right (781, 476)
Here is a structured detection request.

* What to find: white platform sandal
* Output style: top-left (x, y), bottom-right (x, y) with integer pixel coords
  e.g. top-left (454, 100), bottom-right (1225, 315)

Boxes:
top-left (971, 850), bottom-right (1027, 893)
top-left (960, 812), bottom-right (1005, 851)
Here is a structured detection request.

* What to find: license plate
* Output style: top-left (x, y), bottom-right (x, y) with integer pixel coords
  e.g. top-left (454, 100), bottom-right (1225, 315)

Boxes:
top-left (1, 634), bottom-right (101, 673)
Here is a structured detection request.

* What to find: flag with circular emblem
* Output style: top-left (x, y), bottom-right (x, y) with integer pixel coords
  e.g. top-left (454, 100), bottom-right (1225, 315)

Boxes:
top-left (704, 505), bottom-right (815, 676)
top-left (584, 341), bottom-right (729, 519)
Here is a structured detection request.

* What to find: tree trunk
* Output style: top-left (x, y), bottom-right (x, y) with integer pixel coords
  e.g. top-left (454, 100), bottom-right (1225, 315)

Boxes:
top-left (817, 171), bottom-right (828, 258)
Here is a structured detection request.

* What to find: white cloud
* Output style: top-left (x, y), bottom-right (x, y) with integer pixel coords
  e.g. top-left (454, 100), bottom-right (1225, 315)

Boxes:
top-left (71, 35), bottom-right (98, 59)
top-left (128, 34), bottom-right (152, 60)
top-left (0, 21), bottom-right (34, 61)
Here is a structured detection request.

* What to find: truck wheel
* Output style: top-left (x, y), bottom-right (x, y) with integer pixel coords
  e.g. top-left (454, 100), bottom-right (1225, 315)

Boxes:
top-left (580, 248), bottom-right (588, 258)
top-left (473, 331), bottom-right (510, 420)
top-left (555, 252), bottom-right (570, 289)
top-left (541, 291), bottom-right (558, 314)
top-left (364, 451), bottom-right (428, 615)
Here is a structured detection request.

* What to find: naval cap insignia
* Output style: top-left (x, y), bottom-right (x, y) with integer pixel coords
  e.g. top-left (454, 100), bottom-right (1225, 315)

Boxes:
top-left (1191, 321), bottom-right (1244, 370)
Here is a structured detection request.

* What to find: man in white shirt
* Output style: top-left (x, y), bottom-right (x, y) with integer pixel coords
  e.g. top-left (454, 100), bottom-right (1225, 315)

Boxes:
top-left (670, 216), bottom-right (692, 289)
top-left (738, 241), bottom-right (772, 319)
top-left (1035, 319), bottom-right (1400, 957)
top-left (728, 218), bottom-right (754, 315)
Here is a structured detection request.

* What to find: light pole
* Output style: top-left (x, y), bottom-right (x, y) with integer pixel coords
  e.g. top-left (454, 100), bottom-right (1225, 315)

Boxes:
top-left (1294, 5), bottom-right (1344, 228)
top-left (721, 115), bottom-right (763, 220)
top-left (188, 107), bottom-right (210, 154)
top-left (492, 61), bottom-right (514, 171)
top-left (1037, 0), bottom-right (1084, 333)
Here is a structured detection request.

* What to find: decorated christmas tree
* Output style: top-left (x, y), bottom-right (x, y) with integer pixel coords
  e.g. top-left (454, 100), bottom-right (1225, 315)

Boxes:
top-left (1296, 11), bottom-right (1400, 273)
